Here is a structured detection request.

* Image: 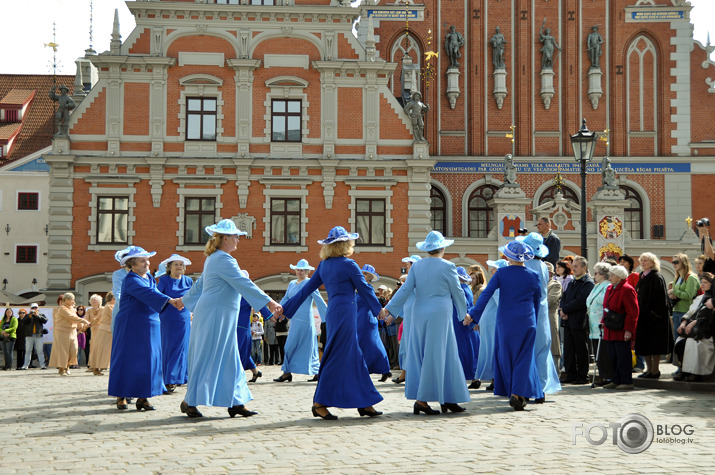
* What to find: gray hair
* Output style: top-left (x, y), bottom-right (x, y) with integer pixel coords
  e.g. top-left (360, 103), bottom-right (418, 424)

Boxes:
top-left (573, 256), bottom-right (588, 268)
top-left (593, 262), bottom-right (611, 278)
top-left (639, 252), bottom-right (661, 272)
top-left (61, 292), bottom-right (75, 302)
top-left (89, 294), bottom-right (103, 305)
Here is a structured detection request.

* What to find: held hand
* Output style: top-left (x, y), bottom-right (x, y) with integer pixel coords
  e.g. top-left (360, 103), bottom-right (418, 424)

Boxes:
top-left (267, 300), bottom-right (283, 317)
top-left (170, 298), bottom-right (184, 311)
top-left (685, 320), bottom-right (697, 335)
top-left (463, 314), bottom-right (473, 325)
top-left (474, 324), bottom-right (480, 332)
top-left (377, 308), bottom-right (388, 321)
top-left (624, 330), bottom-right (632, 341)
top-left (385, 315), bottom-right (394, 326)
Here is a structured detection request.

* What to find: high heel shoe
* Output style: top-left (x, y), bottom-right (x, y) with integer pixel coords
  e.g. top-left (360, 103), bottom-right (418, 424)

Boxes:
top-left (509, 395), bottom-right (525, 411)
top-left (379, 372), bottom-right (392, 382)
top-left (116, 398), bottom-right (128, 410)
top-left (249, 371), bottom-right (262, 383)
top-left (413, 402), bottom-right (440, 415)
top-left (357, 407), bottom-right (383, 417)
top-left (273, 373), bottom-right (292, 382)
top-left (136, 399), bottom-right (155, 411)
top-left (306, 375), bottom-right (319, 382)
top-left (440, 403), bottom-right (466, 413)
top-left (392, 376), bottom-right (405, 384)
top-left (468, 380), bottom-right (481, 389)
top-left (180, 400), bottom-right (203, 418)
top-left (228, 405), bottom-right (257, 418)
top-left (312, 405), bottom-right (338, 420)
top-left (486, 382), bottom-right (494, 391)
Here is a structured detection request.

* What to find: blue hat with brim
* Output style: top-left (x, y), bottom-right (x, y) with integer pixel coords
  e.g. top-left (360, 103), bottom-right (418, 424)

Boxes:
top-left (456, 266), bottom-right (472, 283)
top-left (114, 246), bottom-right (133, 264)
top-left (155, 263), bottom-right (167, 278)
top-left (516, 232), bottom-right (549, 258)
top-left (119, 246), bottom-right (157, 266)
top-left (498, 241), bottom-right (534, 262)
top-left (402, 255), bottom-right (422, 263)
top-left (160, 254), bottom-right (192, 269)
top-left (361, 264), bottom-right (380, 282)
top-left (290, 259), bottom-right (315, 271)
top-left (416, 231), bottom-right (454, 252)
top-left (205, 219), bottom-right (248, 237)
top-left (318, 226), bottom-right (359, 245)
top-left (486, 259), bottom-right (509, 269)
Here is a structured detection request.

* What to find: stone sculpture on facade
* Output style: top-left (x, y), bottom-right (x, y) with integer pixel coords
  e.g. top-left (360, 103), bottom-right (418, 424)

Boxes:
top-left (503, 153), bottom-right (518, 187)
top-left (587, 25), bottom-right (604, 69)
top-left (539, 19), bottom-right (561, 69)
top-left (490, 26), bottom-right (508, 109)
top-left (404, 91), bottom-right (429, 143)
top-left (600, 156), bottom-right (619, 190)
top-left (445, 26), bottom-right (465, 69)
top-left (49, 86), bottom-right (76, 136)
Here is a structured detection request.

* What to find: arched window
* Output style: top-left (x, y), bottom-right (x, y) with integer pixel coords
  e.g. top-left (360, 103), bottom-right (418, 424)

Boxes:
top-left (538, 185), bottom-right (579, 206)
top-left (430, 186), bottom-right (447, 235)
top-left (390, 33), bottom-right (421, 105)
top-left (468, 185), bottom-right (498, 238)
top-left (621, 186), bottom-right (644, 239)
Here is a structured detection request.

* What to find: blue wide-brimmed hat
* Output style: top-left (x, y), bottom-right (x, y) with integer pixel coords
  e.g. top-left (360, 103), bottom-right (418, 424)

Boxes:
top-left (416, 231), bottom-right (454, 252)
top-left (361, 264), bottom-right (380, 281)
top-left (290, 259), bottom-right (315, 271)
top-left (402, 255), bottom-right (422, 263)
top-left (119, 246), bottom-right (156, 266)
top-left (114, 246), bottom-right (133, 264)
top-left (456, 266), bottom-right (472, 283)
top-left (498, 240), bottom-right (534, 262)
top-left (155, 263), bottom-right (167, 278)
top-left (205, 219), bottom-right (248, 237)
top-left (486, 259), bottom-right (509, 269)
top-left (160, 254), bottom-right (192, 269)
top-left (318, 226), bottom-right (359, 245)
top-left (516, 232), bottom-right (549, 258)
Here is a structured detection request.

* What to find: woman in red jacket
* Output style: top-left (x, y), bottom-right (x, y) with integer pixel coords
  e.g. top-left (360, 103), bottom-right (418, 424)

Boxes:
top-left (601, 265), bottom-right (640, 390)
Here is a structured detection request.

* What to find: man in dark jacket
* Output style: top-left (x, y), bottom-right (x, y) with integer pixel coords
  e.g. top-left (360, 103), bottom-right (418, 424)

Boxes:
top-left (559, 257), bottom-right (595, 384)
top-left (18, 304), bottom-right (47, 370)
top-left (537, 217), bottom-right (561, 266)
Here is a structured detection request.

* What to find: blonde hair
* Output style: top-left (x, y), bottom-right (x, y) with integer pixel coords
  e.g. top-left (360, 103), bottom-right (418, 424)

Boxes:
top-left (468, 265), bottom-right (486, 288)
top-left (674, 253), bottom-right (695, 279)
top-left (319, 240), bottom-right (355, 260)
top-left (639, 252), bottom-right (661, 272)
top-left (89, 294), bottom-right (103, 305)
top-left (205, 233), bottom-right (225, 256)
top-left (61, 292), bottom-right (75, 303)
top-left (105, 291), bottom-right (114, 303)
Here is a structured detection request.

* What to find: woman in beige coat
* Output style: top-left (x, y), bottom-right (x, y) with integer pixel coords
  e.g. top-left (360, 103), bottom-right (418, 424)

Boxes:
top-left (49, 293), bottom-right (89, 375)
top-left (86, 294), bottom-right (104, 371)
top-left (91, 292), bottom-right (114, 375)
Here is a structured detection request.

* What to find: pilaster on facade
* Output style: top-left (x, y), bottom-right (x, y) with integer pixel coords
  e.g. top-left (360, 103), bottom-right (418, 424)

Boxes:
top-left (405, 158), bottom-right (436, 250)
top-left (44, 149), bottom-right (76, 291)
top-left (669, 15), bottom-right (694, 156)
top-left (227, 59), bottom-right (262, 158)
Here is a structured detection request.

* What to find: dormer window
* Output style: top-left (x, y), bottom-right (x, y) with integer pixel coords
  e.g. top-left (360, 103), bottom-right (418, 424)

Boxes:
top-left (1, 109), bottom-right (18, 123)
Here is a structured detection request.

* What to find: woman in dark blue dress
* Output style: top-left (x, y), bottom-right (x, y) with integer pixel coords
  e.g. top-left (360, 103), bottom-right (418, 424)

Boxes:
top-left (156, 254), bottom-right (193, 393)
top-left (454, 266), bottom-right (479, 386)
top-left (281, 226), bottom-right (386, 420)
top-left (236, 269), bottom-right (270, 383)
top-left (356, 264), bottom-right (391, 382)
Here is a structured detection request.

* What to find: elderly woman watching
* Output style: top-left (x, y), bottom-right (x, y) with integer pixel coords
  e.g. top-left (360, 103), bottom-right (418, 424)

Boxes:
top-left (48, 293), bottom-right (89, 375)
top-left (673, 272), bottom-right (715, 382)
top-left (586, 262), bottom-right (612, 385)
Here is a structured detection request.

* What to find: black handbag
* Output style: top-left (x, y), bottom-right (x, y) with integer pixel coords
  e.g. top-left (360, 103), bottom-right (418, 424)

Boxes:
top-left (603, 308), bottom-right (626, 331)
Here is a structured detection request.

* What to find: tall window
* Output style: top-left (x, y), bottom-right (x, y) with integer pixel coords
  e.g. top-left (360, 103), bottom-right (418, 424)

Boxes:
top-left (356, 199), bottom-right (386, 246)
top-left (271, 99), bottom-right (301, 142)
top-left (16, 245), bottom-right (37, 264)
top-left (216, 0), bottom-right (239, 3)
top-left (271, 198), bottom-right (300, 245)
top-left (184, 197), bottom-right (216, 245)
top-left (468, 185), bottom-right (498, 238)
top-left (538, 185), bottom-right (579, 206)
top-left (622, 186), bottom-right (644, 239)
top-left (186, 97), bottom-right (217, 141)
top-left (18, 192), bottom-right (39, 210)
top-left (250, 0), bottom-right (275, 4)
top-left (430, 186), bottom-right (447, 235)
top-left (97, 196), bottom-right (128, 244)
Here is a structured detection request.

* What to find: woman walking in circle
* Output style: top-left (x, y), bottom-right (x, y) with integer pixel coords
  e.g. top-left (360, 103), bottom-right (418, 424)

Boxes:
top-left (274, 259), bottom-right (327, 383)
top-left (281, 226), bottom-right (385, 420)
top-left (356, 264), bottom-right (392, 383)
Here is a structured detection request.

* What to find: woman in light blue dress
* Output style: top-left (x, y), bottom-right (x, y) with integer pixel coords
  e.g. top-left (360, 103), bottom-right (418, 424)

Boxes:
top-left (274, 259), bottom-right (327, 383)
top-left (356, 264), bottom-right (391, 382)
top-left (474, 259), bottom-right (507, 390)
top-left (517, 233), bottom-right (562, 398)
top-left (386, 231), bottom-right (470, 415)
top-left (180, 219), bottom-right (282, 418)
top-left (156, 254), bottom-right (193, 392)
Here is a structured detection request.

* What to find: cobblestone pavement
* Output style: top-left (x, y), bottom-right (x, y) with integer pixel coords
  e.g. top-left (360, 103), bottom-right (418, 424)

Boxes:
top-left (1, 364), bottom-right (713, 474)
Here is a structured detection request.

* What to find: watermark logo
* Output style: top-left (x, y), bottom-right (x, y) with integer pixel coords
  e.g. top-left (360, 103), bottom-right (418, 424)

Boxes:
top-left (573, 413), bottom-right (654, 454)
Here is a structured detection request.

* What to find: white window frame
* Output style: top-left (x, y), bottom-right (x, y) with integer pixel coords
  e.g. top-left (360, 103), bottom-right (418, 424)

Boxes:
top-left (175, 186), bottom-right (223, 252)
top-left (87, 183), bottom-right (137, 250)
top-left (178, 75), bottom-right (224, 155)
top-left (261, 181), bottom-right (309, 253)
top-left (348, 183), bottom-right (394, 253)
top-left (264, 77), bottom-right (309, 157)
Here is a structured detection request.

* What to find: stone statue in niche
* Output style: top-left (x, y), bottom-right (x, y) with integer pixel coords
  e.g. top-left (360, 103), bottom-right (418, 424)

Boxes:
top-left (539, 18), bottom-right (561, 69)
top-left (587, 25), bottom-right (604, 69)
top-left (601, 156), bottom-right (618, 189)
top-left (503, 153), bottom-right (518, 186)
top-left (403, 91), bottom-right (429, 143)
top-left (49, 85), bottom-right (76, 136)
top-left (444, 26), bottom-right (465, 69)
top-left (490, 26), bottom-right (507, 69)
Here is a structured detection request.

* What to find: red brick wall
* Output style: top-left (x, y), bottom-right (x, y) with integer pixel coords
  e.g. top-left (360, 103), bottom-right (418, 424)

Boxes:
top-left (70, 88), bottom-right (106, 135)
top-left (123, 83), bottom-right (150, 135)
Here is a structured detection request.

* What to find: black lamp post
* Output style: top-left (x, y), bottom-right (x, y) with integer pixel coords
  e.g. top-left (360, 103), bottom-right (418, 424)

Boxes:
top-left (570, 119), bottom-right (597, 259)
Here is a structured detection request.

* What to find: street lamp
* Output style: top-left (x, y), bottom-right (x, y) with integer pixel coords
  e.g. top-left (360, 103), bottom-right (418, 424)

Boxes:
top-left (570, 119), bottom-right (597, 259)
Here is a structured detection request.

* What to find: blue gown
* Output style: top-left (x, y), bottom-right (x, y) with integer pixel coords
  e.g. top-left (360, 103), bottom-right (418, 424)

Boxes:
top-left (108, 271), bottom-right (170, 398)
top-left (453, 282), bottom-right (479, 380)
top-left (469, 265), bottom-right (544, 400)
top-left (280, 279), bottom-right (326, 376)
top-left (182, 250), bottom-right (271, 407)
top-left (110, 268), bottom-right (128, 333)
top-left (474, 289), bottom-right (499, 381)
top-left (356, 293), bottom-right (390, 375)
top-left (237, 300), bottom-right (271, 371)
top-left (524, 259), bottom-right (562, 394)
top-left (282, 257), bottom-right (383, 409)
top-left (156, 274), bottom-right (193, 386)
top-left (386, 257), bottom-right (470, 404)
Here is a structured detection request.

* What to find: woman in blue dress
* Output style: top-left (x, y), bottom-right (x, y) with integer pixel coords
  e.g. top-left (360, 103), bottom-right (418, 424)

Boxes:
top-left (454, 266), bottom-right (480, 387)
top-left (356, 264), bottom-right (391, 382)
top-left (466, 240), bottom-right (543, 411)
top-left (156, 254), bottom-right (193, 393)
top-left (517, 233), bottom-right (562, 399)
top-left (386, 231), bottom-right (470, 415)
top-left (390, 255), bottom-right (421, 384)
top-left (281, 226), bottom-right (385, 420)
top-left (274, 259), bottom-right (327, 383)
top-left (180, 219), bottom-right (282, 418)
top-left (236, 269), bottom-right (271, 383)
top-left (473, 259), bottom-right (507, 391)
top-left (108, 247), bottom-right (183, 411)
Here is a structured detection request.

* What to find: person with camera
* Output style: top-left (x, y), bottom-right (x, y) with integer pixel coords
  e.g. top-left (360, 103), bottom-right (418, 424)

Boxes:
top-left (19, 304), bottom-right (48, 370)
top-left (673, 272), bottom-right (715, 382)
top-left (696, 218), bottom-right (715, 274)
top-left (601, 266), bottom-right (639, 389)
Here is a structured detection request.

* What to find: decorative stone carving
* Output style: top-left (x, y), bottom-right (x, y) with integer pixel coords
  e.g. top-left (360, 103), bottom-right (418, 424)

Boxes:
top-left (493, 68), bottom-right (507, 109)
top-left (599, 157), bottom-right (619, 190)
top-left (539, 19), bottom-right (561, 70)
top-left (540, 69), bottom-right (555, 109)
top-left (490, 27), bottom-right (507, 70)
top-left (587, 25), bottom-right (604, 70)
top-left (49, 86), bottom-right (76, 136)
top-left (444, 26), bottom-right (465, 69)
top-left (403, 91), bottom-right (429, 143)
top-left (231, 213), bottom-right (256, 239)
top-left (587, 68), bottom-right (603, 109)
top-left (446, 68), bottom-right (460, 109)
top-left (502, 153), bottom-right (518, 187)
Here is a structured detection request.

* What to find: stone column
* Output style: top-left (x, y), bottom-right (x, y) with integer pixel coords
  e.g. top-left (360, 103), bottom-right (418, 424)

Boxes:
top-left (405, 158), bottom-right (435, 251)
top-left (227, 59), bottom-right (262, 158)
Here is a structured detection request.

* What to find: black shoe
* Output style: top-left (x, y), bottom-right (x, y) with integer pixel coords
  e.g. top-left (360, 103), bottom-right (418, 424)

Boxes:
top-left (571, 378), bottom-right (590, 385)
top-left (413, 402), bottom-right (440, 415)
top-left (166, 384), bottom-right (176, 393)
top-left (116, 398), bottom-right (128, 410)
top-left (533, 397), bottom-right (546, 404)
top-left (17, 367), bottom-right (26, 371)
top-left (136, 399), bottom-right (155, 411)
top-left (228, 405), bottom-right (257, 418)
top-left (273, 373), bottom-right (292, 382)
top-left (486, 382), bottom-right (494, 391)
top-left (379, 372), bottom-right (392, 382)
top-left (509, 396), bottom-right (525, 411)
top-left (637, 371), bottom-right (651, 379)
top-left (643, 371), bottom-right (661, 379)
top-left (126, 398), bottom-right (134, 404)
top-left (392, 376), bottom-right (405, 384)
top-left (440, 403), bottom-right (466, 413)
top-left (249, 371), bottom-right (262, 383)
top-left (312, 405), bottom-right (338, 420)
top-left (357, 407), bottom-right (383, 417)
top-left (306, 375), bottom-right (319, 382)
top-left (468, 380), bottom-right (481, 390)
top-left (673, 372), bottom-right (687, 381)
top-left (180, 401), bottom-right (203, 418)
